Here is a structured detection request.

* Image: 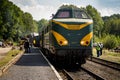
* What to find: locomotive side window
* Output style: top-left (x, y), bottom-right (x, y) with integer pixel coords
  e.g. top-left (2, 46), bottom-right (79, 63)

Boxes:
top-left (74, 11), bottom-right (89, 19)
top-left (56, 11), bottom-right (70, 18)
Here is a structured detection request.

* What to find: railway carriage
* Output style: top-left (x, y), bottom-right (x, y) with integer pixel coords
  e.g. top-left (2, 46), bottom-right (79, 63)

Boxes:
top-left (40, 7), bottom-right (93, 66)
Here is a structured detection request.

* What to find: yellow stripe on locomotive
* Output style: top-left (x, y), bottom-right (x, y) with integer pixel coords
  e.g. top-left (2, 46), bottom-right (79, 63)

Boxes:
top-left (80, 32), bottom-right (93, 46)
top-left (52, 20), bottom-right (92, 30)
top-left (52, 30), bottom-right (68, 46)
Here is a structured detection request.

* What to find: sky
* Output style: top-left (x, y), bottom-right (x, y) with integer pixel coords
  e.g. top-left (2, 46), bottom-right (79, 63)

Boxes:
top-left (9, 0), bottom-right (120, 21)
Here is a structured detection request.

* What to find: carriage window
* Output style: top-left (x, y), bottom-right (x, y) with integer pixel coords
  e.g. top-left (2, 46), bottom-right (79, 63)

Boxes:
top-left (74, 11), bottom-right (89, 19)
top-left (56, 11), bottom-right (70, 18)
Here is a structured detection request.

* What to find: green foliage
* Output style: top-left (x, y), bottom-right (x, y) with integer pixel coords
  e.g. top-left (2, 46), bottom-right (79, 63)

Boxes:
top-left (85, 5), bottom-right (120, 49)
top-left (94, 35), bottom-right (120, 49)
top-left (116, 36), bottom-right (120, 46)
top-left (86, 5), bottom-right (104, 38)
top-left (33, 20), bottom-right (38, 32)
top-left (102, 35), bottom-right (118, 49)
top-left (38, 19), bottom-right (49, 32)
top-left (93, 35), bottom-right (102, 43)
top-left (0, 0), bottom-right (38, 41)
top-left (102, 14), bottom-right (120, 36)
top-left (0, 49), bottom-right (21, 67)
top-left (60, 4), bottom-right (78, 9)
top-left (22, 12), bottom-right (35, 34)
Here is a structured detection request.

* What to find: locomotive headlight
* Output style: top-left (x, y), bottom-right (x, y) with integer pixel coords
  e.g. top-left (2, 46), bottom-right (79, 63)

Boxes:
top-left (59, 40), bottom-right (68, 46)
top-left (80, 41), bottom-right (89, 46)
top-left (80, 41), bottom-right (85, 45)
top-left (63, 41), bottom-right (68, 45)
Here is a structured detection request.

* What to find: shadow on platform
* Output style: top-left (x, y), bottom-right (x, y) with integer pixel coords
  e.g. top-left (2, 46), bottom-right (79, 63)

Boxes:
top-left (15, 52), bottom-right (49, 66)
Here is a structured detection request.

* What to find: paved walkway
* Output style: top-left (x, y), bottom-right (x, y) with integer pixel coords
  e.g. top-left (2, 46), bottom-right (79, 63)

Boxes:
top-left (0, 47), bottom-right (60, 80)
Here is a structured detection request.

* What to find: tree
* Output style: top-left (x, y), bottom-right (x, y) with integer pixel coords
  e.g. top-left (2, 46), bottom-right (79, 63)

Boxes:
top-left (86, 5), bottom-right (104, 38)
top-left (0, 0), bottom-right (39, 41)
top-left (102, 14), bottom-right (120, 36)
top-left (60, 4), bottom-right (78, 9)
top-left (38, 19), bottom-right (48, 32)
top-left (33, 20), bottom-right (38, 32)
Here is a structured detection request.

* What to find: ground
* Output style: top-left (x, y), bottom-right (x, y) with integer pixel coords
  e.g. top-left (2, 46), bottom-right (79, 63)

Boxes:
top-left (93, 48), bottom-right (120, 64)
top-left (0, 47), bottom-right (12, 60)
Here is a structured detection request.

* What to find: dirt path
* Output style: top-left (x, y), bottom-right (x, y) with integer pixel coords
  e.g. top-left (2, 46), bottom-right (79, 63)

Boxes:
top-left (0, 47), bottom-right (12, 60)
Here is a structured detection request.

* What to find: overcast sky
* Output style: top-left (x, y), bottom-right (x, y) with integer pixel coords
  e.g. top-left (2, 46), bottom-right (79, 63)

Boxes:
top-left (9, 0), bottom-right (120, 21)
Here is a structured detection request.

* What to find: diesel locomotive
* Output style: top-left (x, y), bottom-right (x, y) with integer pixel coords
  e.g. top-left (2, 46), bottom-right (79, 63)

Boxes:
top-left (40, 7), bottom-right (93, 66)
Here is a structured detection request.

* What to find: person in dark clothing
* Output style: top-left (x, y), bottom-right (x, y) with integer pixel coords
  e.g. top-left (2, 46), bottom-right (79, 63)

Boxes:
top-left (99, 43), bottom-right (103, 56)
top-left (24, 40), bottom-right (30, 53)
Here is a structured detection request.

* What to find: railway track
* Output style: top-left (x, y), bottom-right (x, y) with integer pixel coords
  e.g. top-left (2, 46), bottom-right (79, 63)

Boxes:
top-left (57, 57), bottom-right (120, 80)
top-left (88, 57), bottom-right (120, 71)
top-left (44, 52), bottom-right (120, 80)
top-left (82, 58), bottom-right (120, 80)
top-left (58, 68), bottom-right (104, 80)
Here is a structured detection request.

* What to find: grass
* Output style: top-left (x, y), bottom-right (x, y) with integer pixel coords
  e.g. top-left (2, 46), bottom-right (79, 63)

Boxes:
top-left (0, 50), bottom-right (22, 67)
top-left (93, 48), bottom-right (120, 63)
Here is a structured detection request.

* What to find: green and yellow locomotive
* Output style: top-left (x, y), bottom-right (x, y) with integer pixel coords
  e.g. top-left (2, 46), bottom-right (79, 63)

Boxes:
top-left (40, 7), bottom-right (93, 66)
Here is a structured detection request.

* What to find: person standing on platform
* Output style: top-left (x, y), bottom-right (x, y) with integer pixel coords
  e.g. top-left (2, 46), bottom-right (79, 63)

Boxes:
top-left (24, 40), bottom-right (30, 53)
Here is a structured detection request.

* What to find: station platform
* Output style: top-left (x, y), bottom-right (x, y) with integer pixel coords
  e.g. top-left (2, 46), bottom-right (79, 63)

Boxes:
top-left (0, 47), bottom-right (62, 80)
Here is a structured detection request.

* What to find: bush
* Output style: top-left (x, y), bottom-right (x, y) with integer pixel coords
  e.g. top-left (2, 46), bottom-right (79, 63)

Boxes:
top-left (103, 35), bottom-right (118, 49)
top-left (93, 35), bottom-right (102, 43)
top-left (116, 36), bottom-right (120, 46)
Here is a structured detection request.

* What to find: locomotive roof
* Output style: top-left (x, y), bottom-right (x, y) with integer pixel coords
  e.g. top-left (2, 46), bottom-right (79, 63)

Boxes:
top-left (58, 7), bottom-right (84, 11)
top-left (53, 7), bottom-right (90, 19)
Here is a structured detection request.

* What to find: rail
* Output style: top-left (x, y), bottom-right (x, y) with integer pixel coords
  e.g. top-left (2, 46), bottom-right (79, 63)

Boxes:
top-left (89, 57), bottom-right (120, 71)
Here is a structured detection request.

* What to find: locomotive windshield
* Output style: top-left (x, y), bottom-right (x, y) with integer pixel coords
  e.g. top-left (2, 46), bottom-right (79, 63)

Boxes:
top-left (55, 10), bottom-right (71, 18)
top-left (74, 10), bottom-right (89, 19)
top-left (53, 9), bottom-right (90, 19)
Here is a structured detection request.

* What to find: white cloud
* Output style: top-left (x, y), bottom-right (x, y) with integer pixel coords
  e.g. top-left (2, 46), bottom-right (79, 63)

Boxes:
top-left (98, 7), bottom-right (120, 16)
top-left (9, 0), bottom-right (39, 6)
top-left (21, 5), bottom-right (58, 20)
